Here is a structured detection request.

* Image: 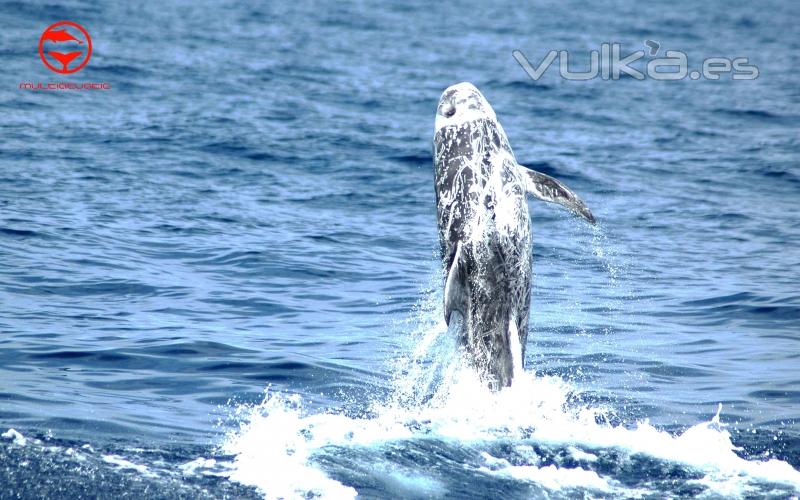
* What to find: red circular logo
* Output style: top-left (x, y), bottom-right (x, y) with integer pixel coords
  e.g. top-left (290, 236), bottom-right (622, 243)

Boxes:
top-left (38, 21), bottom-right (92, 74)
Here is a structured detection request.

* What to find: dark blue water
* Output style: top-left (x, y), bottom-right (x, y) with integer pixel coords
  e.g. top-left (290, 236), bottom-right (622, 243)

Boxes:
top-left (1, 0), bottom-right (799, 498)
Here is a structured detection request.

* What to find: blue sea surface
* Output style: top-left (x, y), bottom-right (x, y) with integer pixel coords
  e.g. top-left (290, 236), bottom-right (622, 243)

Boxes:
top-left (1, 0), bottom-right (799, 498)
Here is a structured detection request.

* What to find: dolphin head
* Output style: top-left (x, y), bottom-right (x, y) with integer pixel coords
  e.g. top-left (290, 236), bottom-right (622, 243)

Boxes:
top-left (435, 82), bottom-right (497, 132)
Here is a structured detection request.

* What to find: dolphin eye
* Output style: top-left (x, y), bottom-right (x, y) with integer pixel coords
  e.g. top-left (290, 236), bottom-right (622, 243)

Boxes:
top-left (440, 101), bottom-right (456, 118)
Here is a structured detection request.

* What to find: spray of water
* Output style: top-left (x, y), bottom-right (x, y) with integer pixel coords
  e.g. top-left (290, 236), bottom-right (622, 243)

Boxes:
top-left (213, 241), bottom-right (800, 498)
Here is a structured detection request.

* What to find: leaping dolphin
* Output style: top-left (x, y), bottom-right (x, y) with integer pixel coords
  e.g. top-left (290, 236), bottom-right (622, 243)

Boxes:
top-left (433, 82), bottom-right (595, 389)
top-left (43, 29), bottom-right (83, 44)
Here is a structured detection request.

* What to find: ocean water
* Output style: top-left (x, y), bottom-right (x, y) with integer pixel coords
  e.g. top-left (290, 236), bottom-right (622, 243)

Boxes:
top-left (1, 0), bottom-right (799, 498)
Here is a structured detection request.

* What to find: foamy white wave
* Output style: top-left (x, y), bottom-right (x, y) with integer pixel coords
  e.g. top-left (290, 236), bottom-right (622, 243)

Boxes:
top-left (179, 457), bottom-right (230, 477)
top-left (2, 428), bottom-right (27, 446)
top-left (220, 280), bottom-right (800, 498)
top-left (221, 365), bottom-right (800, 498)
top-left (480, 449), bottom-right (610, 492)
top-left (102, 454), bottom-right (155, 477)
top-left (221, 393), bottom-right (360, 499)
top-left (567, 445), bottom-right (598, 462)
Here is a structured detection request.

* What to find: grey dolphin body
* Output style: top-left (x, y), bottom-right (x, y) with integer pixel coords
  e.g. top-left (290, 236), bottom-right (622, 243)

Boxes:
top-left (433, 82), bottom-right (595, 389)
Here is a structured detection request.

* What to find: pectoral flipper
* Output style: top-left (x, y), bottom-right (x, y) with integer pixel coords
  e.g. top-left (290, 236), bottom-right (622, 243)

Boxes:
top-left (516, 164), bottom-right (595, 224)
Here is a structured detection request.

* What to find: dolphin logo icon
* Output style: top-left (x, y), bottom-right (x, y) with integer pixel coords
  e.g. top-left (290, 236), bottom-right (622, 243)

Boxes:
top-left (38, 21), bottom-right (93, 74)
top-left (42, 29), bottom-right (83, 44)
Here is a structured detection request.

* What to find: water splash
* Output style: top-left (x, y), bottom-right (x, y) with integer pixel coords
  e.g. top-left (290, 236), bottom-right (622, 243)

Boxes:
top-left (218, 281), bottom-right (800, 498)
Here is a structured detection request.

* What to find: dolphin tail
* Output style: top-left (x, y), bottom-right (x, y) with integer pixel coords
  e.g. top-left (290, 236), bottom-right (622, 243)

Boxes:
top-left (516, 164), bottom-right (596, 224)
top-left (444, 241), bottom-right (466, 325)
top-left (48, 51), bottom-right (82, 70)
